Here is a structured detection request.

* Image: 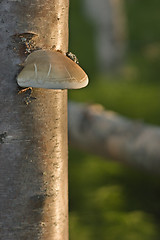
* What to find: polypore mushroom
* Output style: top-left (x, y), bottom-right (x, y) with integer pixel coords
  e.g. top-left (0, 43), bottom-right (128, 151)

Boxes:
top-left (17, 50), bottom-right (89, 89)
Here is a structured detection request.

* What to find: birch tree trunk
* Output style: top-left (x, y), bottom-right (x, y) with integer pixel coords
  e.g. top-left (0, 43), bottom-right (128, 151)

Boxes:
top-left (83, 0), bottom-right (126, 72)
top-left (0, 0), bottom-right (69, 239)
top-left (69, 102), bottom-right (160, 173)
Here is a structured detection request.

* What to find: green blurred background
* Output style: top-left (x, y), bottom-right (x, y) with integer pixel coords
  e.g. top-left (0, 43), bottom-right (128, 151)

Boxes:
top-left (68, 1), bottom-right (160, 239)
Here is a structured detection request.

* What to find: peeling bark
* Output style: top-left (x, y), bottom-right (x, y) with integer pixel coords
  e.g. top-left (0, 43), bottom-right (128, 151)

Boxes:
top-left (69, 102), bottom-right (160, 173)
top-left (0, 0), bottom-right (69, 239)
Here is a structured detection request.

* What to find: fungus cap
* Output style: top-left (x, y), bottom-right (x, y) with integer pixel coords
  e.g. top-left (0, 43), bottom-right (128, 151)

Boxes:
top-left (17, 50), bottom-right (89, 89)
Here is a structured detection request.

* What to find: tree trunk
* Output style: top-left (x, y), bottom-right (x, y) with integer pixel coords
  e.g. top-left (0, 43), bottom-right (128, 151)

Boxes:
top-left (69, 101), bottom-right (160, 173)
top-left (0, 1), bottom-right (69, 239)
top-left (83, 0), bottom-right (126, 72)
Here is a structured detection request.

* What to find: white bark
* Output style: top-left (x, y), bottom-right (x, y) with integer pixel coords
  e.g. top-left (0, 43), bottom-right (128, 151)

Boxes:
top-left (83, 0), bottom-right (126, 71)
top-left (0, 0), bottom-right (69, 239)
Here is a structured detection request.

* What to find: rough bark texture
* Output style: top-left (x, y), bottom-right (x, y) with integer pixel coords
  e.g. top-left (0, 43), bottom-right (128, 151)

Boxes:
top-left (0, 0), bottom-right (69, 239)
top-left (69, 102), bottom-right (160, 173)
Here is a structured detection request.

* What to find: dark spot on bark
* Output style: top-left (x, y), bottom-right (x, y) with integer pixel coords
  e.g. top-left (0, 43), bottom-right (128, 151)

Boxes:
top-left (13, 32), bottom-right (38, 40)
top-left (18, 87), bottom-right (36, 105)
top-left (11, 32), bottom-right (39, 56)
top-left (66, 52), bottom-right (79, 64)
top-left (0, 132), bottom-right (7, 143)
top-left (29, 194), bottom-right (46, 210)
top-left (24, 96), bottom-right (36, 105)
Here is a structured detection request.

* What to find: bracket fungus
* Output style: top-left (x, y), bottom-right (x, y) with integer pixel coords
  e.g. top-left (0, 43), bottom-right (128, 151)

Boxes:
top-left (17, 50), bottom-right (89, 89)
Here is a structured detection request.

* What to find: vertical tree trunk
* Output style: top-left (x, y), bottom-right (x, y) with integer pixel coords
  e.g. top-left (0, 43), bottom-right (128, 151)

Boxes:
top-left (83, 0), bottom-right (126, 72)
top-left (0, 0), bottom-right (69, 239)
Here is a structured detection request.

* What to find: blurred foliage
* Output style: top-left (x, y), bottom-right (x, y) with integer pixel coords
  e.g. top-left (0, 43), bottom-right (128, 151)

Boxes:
top-left (68, 0), bottom-right (160, 239)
